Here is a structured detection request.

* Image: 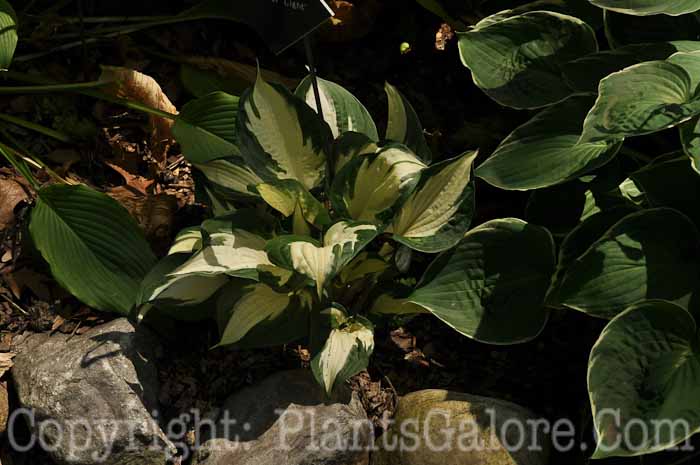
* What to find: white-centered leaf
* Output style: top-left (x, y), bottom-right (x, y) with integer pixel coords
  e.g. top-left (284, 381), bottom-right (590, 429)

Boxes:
top-left (266, 221), bottom-right (378, 296)
top-left (311, 314), bottom-right (374, 395)
top-left (194, 156), bottom-right (263, 199)
top-left (588, 300), bottom-right (700, 459)
top-left (296, 75), bottom-right (378, 140)
top-left (29, 184), bottom-right (156, 315)
top-left (239, 73), bottom-right (331, 190)
top-left (173, 91), bottom-right (241, 164)
top-left (589, 0), bottom-right (700, 16)
top-left (458, 11), bottom-right (598, 109)
top-left (331, 143), bottom-right (426, 224)
top-left (385, 83), bottom-right (432, 162)
top-left (331, 131), bottom-right (379, 175)
top-left (391, 151), bottom-right (477, 252)
top-left (168, 226), bottom-right (203, 255)
top-left (409, 218), bottom-right (555, 344)
top-left (476, 97), bottom-right (622, 190)
top-left (255, 178), bottom-right (331, 228)
top-left (169, 229), bottom-right (271, 280)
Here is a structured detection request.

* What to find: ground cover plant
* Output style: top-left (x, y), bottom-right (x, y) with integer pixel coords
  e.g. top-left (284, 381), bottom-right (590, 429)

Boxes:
top-left (3, 0), bottom-right (700, 463)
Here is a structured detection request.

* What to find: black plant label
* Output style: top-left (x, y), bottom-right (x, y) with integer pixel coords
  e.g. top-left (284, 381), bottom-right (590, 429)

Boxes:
top-left (235, 0), bottom-right (334, 54)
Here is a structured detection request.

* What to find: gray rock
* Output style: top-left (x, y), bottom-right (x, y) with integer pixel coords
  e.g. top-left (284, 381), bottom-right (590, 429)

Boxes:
top-left (11, 318), bottom-right (176, 465)
top-left (371, 390), bottom-right (549, 465)
top-left (191, 370), bottom-right (371, 465)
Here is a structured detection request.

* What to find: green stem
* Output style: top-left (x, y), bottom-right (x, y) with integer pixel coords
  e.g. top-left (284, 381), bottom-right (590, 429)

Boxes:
top-left (0, 71), bottom-right (178, 121)
top-left (0, 139), bottom-right (70, 186)
top-left (0, 142), bottom-right (40, 190)
top-left (0, 113), bottom-right (73, 143)
top-left (0, 81), bottom-right (108, 94)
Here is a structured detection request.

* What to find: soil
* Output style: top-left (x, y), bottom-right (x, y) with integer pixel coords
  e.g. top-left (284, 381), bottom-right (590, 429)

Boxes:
top-left (0, 1), bottom-right (697, 465)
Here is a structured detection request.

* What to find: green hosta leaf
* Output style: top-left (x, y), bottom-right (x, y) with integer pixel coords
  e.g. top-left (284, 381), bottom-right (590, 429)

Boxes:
top-left (168, 229), bottom-right (271, 281)
top-left (0, 0), bottom-right (17, 70)
top-left (255, 179), bottom-right (331, 228)
top-left (563, 42), bottom-right (697, 93)
top-left (474, 0), bottom-right (603, 29)
top-left (668, 50), bottom-right (700, 92)
top-left (391, 152), bottom-right (477, 253)
top-left (173, 91), bottom-right (241, 164)
top-left (385, 83), bottom-right (432, 163)
top-left (312, 311), bottom-right (374, 395)
top-left (266, 221), bottom-right (379, 296)
top-left (588, 300), bottom-right (700, 459)
top-left (29, 184), bottom-right (157, 315)
top-left (458, 11), bottom-right (598, 109)
top-left (295, 76), bottom-right (378, 141)
top-left (580, 61), bottom-right (699, 143)
top-left (556, 208), bottom-right (700, 318)
top-left (194, 156), bottom-right (263, 198)
top-left (216, 282), bottom-right (308, 348)
top-left (331, 143), bottom-right (426, 224)
top-left (590, 0), bottom-right (700, 16)
top-left (631, 156), bottom-right (700, 226)
top-left (239, 74), bottom-right (331, 190)
top-left (331, 131), bottom-right (378, 175)
top-left (547, 206), bottom-right (637, 304)
top-left (476, 97), bottom-right (622, 190)
top-left (136, 253), bottom-right (227, 307)
top-left (409, 219), bottom-right (555, 344)
top-left (680, 116), bottom-right (700, 173)
top-left (371, 293), bottom-right (428, 315)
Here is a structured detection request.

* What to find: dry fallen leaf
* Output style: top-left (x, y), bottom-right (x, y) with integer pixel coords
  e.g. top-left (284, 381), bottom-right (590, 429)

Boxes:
top-left (0, 381), bottom-right (8, 436)
top-left (435, 23), bottom-right (455, 51)
top-left (0, 178), bottom-right (29, 230)
top-left (0, 353), bottom-right (15, 379)
top-left (320, 0), bottom-right (382, 42)
top-left (105, 162), bottom-right (154, 196)
top-left (181, 56), bottom-right (300, 90)
top-left (99, 66), bottom-right (178, 164)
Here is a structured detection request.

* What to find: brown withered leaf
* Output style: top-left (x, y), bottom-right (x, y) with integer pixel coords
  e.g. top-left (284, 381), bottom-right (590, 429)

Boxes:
top-left (435, 23), bottom-right (455, 51)
top-left (181, 56), bottom-right (300, 90)
top-left (0, 178), bottom-right (29, 230)
top-left (105, 162), bottom-right (154, 196)
top-left (0, 353), bottom-right (14, 378)
top-left (320, 0), bottom-right (381, 42)
top-left (99, 66), bottom-right (178, 164)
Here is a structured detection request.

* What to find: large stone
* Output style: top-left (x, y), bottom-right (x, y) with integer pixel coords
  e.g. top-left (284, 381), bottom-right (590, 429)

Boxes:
top-left (11, 318), bottom-right (175, 465)
top-left (371, 390), bottom-right (548, 465)
top-left (191, 369), bottom-right (371, 465)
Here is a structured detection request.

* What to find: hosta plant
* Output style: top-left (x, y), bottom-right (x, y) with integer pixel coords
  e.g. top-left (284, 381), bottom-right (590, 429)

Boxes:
top-left (136, 74), bottom-right (556, 395)
top-left (453, 0), bottom-right (700, 459)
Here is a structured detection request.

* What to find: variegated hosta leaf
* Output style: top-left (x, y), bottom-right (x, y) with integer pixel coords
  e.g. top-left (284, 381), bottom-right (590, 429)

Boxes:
top-left (589, 301), bottom-right (700, 459)
top-left (168, 229), bottom-right (271, 281)
top-left (579, 60), bottom-right (700, 143)
top-left (216, 282), bottom-right (309, 348)
top-left (255, 179), bottom-right (331, 229)
top-left (458, 11), bottom-right (598, 109)
top-left (194, 156), bottom-right (263, 198)
top-left (385, 83), bottom-right (432, 163)
top-left (137, 254), bottom-right (228, 307)
top-left (390, 151), bottom-right (477, 253)
top-left (168, 226), bottom-right (203, 255)
top-left (239, 73), bottom-right (331, 190)
top-left (339, 252), bottom-right (389, 284)
top-left (312, 311), bottom-right (374, 395)
top-left (266, 221), bottom-right (379, 296)
top-left (331, 143), bottom-right (426, 224)
top-left (296, 76), bottom-right (378, 141)
top-left (331, 131), bottom-right (379, 175)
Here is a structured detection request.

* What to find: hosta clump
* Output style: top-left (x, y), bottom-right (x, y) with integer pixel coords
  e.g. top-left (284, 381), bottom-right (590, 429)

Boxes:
top-left (138, 73), bottom-right (556, 395)
top-left (454, 0), bottom-right (700, 459)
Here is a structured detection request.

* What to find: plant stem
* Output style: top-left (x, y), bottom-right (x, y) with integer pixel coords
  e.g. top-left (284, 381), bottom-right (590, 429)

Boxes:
top-left (0, 113), bottom-right (72, 143)
top-left (0, 143), bottom-right (39, 190)
top-left (0, 81), bottom-right (108, 94)
top-left (0, 71), bottom-right (178, 121)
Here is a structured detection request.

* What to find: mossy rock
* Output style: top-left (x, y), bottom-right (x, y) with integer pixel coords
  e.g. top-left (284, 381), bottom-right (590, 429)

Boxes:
top-left (372, 389), bottom-right (549, 465)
